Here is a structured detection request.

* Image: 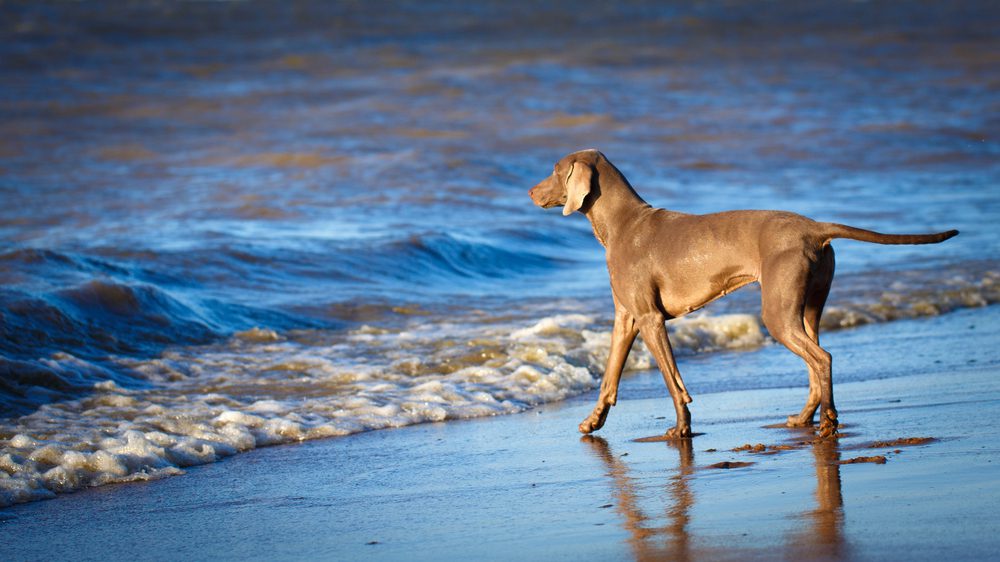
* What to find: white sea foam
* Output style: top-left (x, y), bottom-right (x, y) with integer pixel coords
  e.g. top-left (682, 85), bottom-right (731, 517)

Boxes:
top-left (0, 310), bottom-right (767, 507)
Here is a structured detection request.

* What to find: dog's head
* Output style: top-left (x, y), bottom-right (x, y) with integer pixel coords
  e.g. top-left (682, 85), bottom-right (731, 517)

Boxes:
top-left (529, 149), bottom-right (604, 216)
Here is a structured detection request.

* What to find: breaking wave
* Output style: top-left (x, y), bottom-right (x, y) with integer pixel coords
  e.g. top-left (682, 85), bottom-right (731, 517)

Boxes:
top-left (0, 311), bottom-right (763, 506)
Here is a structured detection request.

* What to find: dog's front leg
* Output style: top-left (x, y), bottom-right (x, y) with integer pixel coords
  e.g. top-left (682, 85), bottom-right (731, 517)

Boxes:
top-left (638, 314), bottom-right (693, 439)
top-left (579, 306), bottom-right (638, 434)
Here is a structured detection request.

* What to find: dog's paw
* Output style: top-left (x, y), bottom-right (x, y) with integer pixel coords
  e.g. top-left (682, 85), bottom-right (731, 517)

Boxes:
top-left (817, 410), bottom-right (839, 438)
top-left (578, 406), bottom-right (610, 434)
top-left (786, 414), bottom-right (814, 428)
top-left (663, 425), bottom-right (693, 439)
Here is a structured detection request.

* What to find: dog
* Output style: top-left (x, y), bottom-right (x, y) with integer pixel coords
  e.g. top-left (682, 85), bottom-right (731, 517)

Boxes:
top-left (529, 149), bottom-right (958, 438)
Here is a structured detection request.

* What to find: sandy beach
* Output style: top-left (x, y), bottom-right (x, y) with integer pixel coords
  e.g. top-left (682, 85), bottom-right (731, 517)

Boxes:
top-left (3, 306), bottom-right (997, 561)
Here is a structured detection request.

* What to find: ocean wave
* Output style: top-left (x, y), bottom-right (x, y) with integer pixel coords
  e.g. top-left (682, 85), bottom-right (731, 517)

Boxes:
top-left (88, 231), bottom-right (581, 295)
top-left (332, 232), bottom-right (575, 289)
top-left (0, 233), bottom-right (577, 415)
top-left (0, 310), bottom-right (764, 507)
top-left (0, 278), bottom-right (220, 416)
top-left (1, 280), bottom-right (218, 360)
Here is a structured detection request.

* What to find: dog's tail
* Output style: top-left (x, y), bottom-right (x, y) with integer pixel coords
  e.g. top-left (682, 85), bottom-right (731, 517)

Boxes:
top-left (823, 223), bottom-right (959, 245)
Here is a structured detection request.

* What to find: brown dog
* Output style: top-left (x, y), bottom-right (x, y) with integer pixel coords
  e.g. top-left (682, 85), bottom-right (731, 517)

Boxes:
top-left (529, 149), bottom-right (957, 438)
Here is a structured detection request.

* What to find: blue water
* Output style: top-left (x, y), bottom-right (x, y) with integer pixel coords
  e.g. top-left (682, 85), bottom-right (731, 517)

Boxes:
top-left (0, 1), bottom-right (997, 506)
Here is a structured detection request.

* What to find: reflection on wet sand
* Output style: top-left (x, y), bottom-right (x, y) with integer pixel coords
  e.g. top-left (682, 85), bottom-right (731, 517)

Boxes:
top-left (787, 438), bottom-right (847, 561)
top-left (584, 435), bottom-right (847, 561)
top-left (583, 436), bottom-right (694, 561)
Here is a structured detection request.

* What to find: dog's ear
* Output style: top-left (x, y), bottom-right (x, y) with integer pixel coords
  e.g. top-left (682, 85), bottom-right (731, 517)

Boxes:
top-left (562, 161), bottom-right (592, 216)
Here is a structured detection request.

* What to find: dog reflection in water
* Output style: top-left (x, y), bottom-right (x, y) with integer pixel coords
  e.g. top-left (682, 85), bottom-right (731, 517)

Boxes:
top-left (789, 439), bottom-right (846, 560)
top-left (582, 436), bottom-right (845, 560)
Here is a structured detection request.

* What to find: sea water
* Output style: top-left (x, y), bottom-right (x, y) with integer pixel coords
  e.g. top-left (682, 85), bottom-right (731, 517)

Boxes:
top-left (1, 1), bottom-right (997, 506)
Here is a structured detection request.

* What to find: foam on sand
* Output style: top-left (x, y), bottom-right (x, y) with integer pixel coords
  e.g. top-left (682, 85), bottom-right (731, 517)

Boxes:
top-left (0, 311), bottom-right (767, 507)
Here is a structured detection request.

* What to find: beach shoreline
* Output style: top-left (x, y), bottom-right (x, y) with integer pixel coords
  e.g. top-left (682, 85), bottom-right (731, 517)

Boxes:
top-left (2, 307), bottom-right (998, 561)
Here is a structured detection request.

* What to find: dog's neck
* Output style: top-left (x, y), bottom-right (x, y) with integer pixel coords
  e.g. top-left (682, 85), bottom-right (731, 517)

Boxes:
top-left (582, 164), bottom-right (649, 248)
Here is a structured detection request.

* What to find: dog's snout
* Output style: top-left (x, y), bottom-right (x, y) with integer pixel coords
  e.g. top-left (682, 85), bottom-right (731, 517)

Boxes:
top-left (529, 175), bottom-right (561, 209)
top-left (529, 179), bottom-right (549, 207)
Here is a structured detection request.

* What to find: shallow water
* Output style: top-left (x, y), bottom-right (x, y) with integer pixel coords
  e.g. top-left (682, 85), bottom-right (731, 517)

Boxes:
top-left (1, 1), bottom-right (998, 505)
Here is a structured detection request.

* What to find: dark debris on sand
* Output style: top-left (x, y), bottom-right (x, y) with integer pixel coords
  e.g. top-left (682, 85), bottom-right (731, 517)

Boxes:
top-left (839, 455), bottom-right (888, 465)
top-left (866, 437), bottom-right (936, 448)
top-left (706, 461), bottom-right (755, 469)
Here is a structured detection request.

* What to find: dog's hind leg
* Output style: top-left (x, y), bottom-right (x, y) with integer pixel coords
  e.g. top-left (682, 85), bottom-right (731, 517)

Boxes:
top-left (579, 304), bottom-right (639, 433)
top-left (787, 246), bottom-right (835, 428)
top-left (638, 314), bottom-right (692, 438)
top-left (761, 251), bottom-right (838, 438)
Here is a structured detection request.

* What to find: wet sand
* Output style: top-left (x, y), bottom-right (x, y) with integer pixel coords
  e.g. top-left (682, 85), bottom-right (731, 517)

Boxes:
top-left (2, 308), bottom-right (999, 561)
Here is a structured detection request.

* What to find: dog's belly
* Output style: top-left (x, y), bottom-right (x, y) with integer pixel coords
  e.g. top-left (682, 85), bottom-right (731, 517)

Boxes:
top-left (609, 259), bottom-right (758, 319)
top-left (652, 243), bottom-right (759, 317)
top-left (658, 271), bottom-right (758, 317)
